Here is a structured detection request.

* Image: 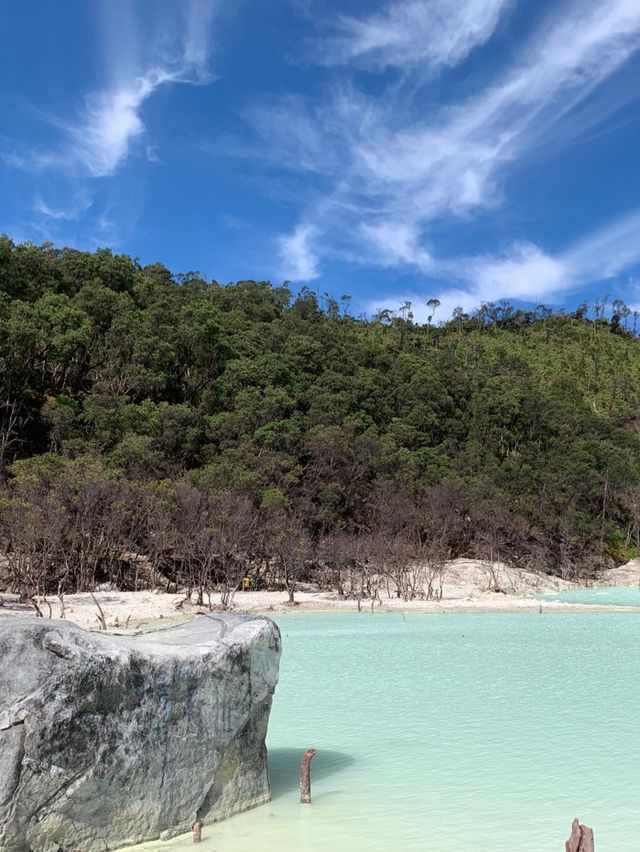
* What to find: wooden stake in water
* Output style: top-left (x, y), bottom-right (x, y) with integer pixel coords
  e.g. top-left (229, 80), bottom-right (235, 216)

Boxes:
top-left (300, 748), bottom-right (318, 804)
top-left (193, 819), bottom-right (202, 843)
top-left (566, 818), bottom-right (594, 852)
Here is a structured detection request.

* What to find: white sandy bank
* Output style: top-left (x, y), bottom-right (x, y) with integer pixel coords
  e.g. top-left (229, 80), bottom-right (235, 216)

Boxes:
top-left (2, 558), bottom-right (640, 630)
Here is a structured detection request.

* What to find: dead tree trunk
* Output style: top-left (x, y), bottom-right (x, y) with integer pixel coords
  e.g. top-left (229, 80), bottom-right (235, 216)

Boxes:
top-left (566, 818), bottom-right (594, 852)
top-left (299, 748), bottom-right (318, 804)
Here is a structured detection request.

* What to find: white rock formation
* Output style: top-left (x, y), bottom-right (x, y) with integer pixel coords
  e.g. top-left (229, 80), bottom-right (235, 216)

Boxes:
top-left (0, 613), bottom-right (281, 851)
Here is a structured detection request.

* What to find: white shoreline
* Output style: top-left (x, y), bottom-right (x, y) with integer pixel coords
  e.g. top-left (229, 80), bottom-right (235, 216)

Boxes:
top-left (3, 554), bottom-right (640, 632)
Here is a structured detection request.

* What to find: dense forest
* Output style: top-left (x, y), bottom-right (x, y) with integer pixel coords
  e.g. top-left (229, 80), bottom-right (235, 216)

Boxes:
top-left (1, 236), bottom-right (640, 603)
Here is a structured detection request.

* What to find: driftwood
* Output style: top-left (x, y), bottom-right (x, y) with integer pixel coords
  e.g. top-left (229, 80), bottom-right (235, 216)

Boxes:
top-left (299, 748), bottom-right (318, 804)
top-left (566, 818), bottom-right (594, 852)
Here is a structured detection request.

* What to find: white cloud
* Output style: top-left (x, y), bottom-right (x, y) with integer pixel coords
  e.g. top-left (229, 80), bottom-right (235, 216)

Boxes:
top-left (33, 192), bottom-right (93, 221)
top-left (464, 242), bottom-right (567, 303)
top-left (317, 0), bottom-right (511, 72)
top-left (367, 207), bottom-right (640, 323)
top-left (462, 209), bottom-right (640, 307)
top-left (146, 145), bottom-right (162, 164)
top-left (2, 1), bottom-right (222, 249)
top-left (360, 220), bottom-right (433, 271)
top-left (563, 208), bottom-right (640, 282)
top-left (366, 243), bottom-right (566, 325)
top-left (277, 224), bottom-right (321, 281)
top-left (183, 0), bottom-right (219, 71)
top-left (261, 0), bottom-right (640, 286)
top-left (8, 0), bottom-right (219, 179)
top-left (65, 70), bottom-right (174, 178)
top-left (344, 0), bottom-right (640, 219)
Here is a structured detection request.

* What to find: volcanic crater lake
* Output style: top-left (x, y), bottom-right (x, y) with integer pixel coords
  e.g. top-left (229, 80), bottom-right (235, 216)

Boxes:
top-left (540, 585), bottom-right (640, 607)
top-left (149, 611), bottom-right (640, 851)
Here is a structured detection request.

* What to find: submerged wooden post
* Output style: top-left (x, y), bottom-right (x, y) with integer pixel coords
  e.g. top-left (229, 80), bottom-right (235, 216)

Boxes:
top-left (299, 748), bottom-right (318, 804)
top-left (566, 818), bottom-right (594, 852)
top-left (193, 819), bottom-right (202, 843)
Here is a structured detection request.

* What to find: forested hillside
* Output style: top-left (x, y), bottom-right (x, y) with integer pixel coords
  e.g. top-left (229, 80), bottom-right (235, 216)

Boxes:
top-left (1, 236), bottom-right (639, 599)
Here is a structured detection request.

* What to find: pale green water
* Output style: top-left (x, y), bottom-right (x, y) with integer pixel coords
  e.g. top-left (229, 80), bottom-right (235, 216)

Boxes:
top-left (541, 585), bottom-right (640, 607)
top-left (146, 612), bottom-right (640, 851)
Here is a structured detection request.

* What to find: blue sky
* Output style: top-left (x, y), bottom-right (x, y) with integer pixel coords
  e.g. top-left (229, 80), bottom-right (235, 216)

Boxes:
top-left (2, 0), bottom-right (640, 321)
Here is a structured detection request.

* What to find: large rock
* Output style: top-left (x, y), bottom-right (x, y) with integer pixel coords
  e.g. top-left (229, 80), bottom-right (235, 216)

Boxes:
top-left (0, 613), bottom-right (281, 851)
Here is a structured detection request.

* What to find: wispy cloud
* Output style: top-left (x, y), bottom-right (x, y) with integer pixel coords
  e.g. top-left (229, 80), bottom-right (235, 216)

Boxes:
top-left (464, 208), bottom-right (640, 307)
top-left (563, 208), bottom-right (640, 282)
top-left (277, 223), bottom-right (321, 281)
top-left (183, 0), bottom-right (220, 70)
top-left (315, 0), bottom-right (512, 72)
top-left (8, 0), bottom-right (219, 179)
top-left (458, 243), bottom-right (566, 304)
top-left (367, 207), bottom-right (640, 322)
top-left (3, 0), bottom-right (221, 248)
top-left (33, 191), bottom-right (93, 222)
top-left (360, 220), bottom-right (433, 271)
top-left (341, 0), bottom-right (640, 220)
top-left (62, 69), bottom-right (174, 178)
top-left (257, 0), bottom-right (640, 288)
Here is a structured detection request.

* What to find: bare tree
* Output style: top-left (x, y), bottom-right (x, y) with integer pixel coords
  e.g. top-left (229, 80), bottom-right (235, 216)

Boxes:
top-left (0, 399), bottom-right (29, 471)
top-left (212, 491), bottom-right (259, 609)
top-left (0, 486), bottom-right (67, 605)
top-left (262, 507), bottom-right (310, 604)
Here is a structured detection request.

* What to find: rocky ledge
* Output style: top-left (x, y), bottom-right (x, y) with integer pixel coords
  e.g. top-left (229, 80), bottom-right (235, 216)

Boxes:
top-left (0, 613), bottom-right (281, 851)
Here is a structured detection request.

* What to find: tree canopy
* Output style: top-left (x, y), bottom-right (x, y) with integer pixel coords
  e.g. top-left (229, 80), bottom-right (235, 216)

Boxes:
top-left (2, 235), bottom-right (639, 597)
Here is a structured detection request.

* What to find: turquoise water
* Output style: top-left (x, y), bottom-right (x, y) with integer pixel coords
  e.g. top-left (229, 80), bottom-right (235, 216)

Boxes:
top-left (149, 611), bottom-right (640, 851)
top-left (541, 585), bottom-right (640, 606)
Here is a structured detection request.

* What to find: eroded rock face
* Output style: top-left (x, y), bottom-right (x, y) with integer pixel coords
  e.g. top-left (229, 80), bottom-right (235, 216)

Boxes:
top-left (0, 613), bottom-right (281, 851)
